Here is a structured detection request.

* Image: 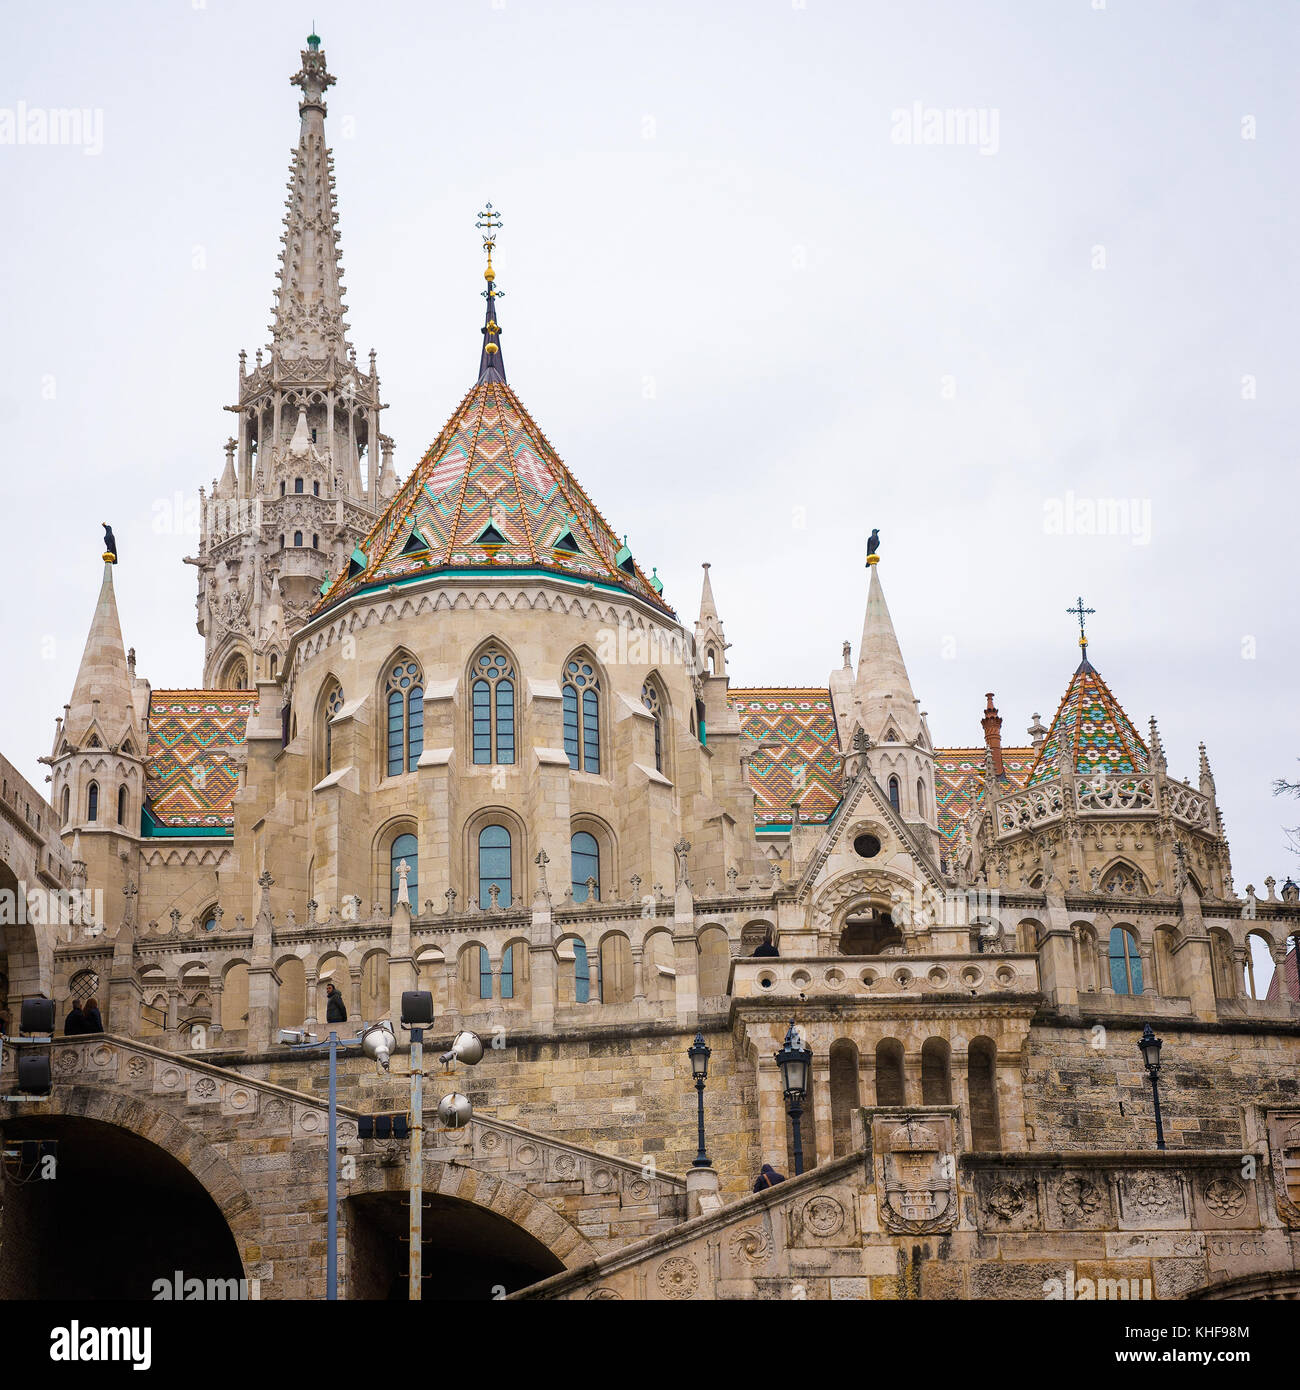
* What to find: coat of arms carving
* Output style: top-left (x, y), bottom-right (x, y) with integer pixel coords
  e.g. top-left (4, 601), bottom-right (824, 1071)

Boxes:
top-left (875, 1116), bottom-right (956, 1235)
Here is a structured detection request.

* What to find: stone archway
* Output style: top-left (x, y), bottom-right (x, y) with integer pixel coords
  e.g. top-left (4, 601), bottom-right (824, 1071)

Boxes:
top-left (0, 1082), bottom-right (258, 1298)
top-left (343, 1159), bottom-right (598, 1299)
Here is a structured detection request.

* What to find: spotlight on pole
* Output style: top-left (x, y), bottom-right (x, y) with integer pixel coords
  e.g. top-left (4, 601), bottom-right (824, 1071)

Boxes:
top-left (436, 1093), bottom-right (473, 1129)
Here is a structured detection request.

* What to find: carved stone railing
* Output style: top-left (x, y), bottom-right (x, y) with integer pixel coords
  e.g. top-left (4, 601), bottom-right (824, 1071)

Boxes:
top-left (994, 773), bottom-right (1212, 839)
top-left (730, 953), bottom-right (1041, 1002)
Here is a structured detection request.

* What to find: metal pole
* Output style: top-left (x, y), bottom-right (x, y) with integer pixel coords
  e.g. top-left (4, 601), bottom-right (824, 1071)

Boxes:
top-left (409, 1026), bottom-right (423, 1300)
top-left (693, 1079), bottom-right (709, 1167)
top-left (327, 1030), bottom-right (338, 1300)
top-left (789, 1100), bottom-right (804, 1176)
top-left (1150, 1069), bottom-right (1166, 1151)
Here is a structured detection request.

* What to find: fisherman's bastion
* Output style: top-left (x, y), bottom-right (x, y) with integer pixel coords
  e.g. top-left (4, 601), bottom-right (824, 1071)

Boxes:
top-left (1, 36), bottom-right (1297, 1303)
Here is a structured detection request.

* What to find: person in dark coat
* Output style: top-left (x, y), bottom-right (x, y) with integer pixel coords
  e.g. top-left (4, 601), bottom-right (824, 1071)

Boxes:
top-left (324, 980), bottom-right (347, 1023)
top-left (81, 998), bottom-right (104, 1033)
top-left (64, 1001), bottom-right (86, 1035)
top-left (753, 1164), bottom-right (786, 1192)
top-left (752, 929), bottom-right (779, 958)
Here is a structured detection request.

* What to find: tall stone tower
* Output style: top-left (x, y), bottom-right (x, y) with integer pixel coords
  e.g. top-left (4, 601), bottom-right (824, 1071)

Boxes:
top-left (192, 33), bottom-right (394, 689)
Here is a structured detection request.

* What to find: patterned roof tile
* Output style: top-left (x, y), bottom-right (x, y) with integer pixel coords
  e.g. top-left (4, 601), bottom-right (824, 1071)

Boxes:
top-left (1027, 659), bottom-right (1149, 786)
top-left (144, 690), bottom-right (255, 832)
top-left (934, 747), bottom-right (1037, 842)
top-left (730, 688), bottom-right (843, 825)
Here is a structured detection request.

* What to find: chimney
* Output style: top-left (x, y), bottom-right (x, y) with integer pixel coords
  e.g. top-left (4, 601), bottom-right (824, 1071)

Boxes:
top-left (982, 692), bottom-right (1005, 778)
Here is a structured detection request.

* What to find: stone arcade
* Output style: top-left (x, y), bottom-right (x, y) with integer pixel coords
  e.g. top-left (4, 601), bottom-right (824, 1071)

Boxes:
top-left (2, 35), bottom-right (1299, 1301)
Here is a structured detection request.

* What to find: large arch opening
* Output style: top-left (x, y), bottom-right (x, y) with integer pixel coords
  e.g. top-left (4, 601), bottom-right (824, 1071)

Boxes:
top-left (0, 1114), bottom-right (242, 1299)
top-left (345, 1192), bottom-right (564, 1300)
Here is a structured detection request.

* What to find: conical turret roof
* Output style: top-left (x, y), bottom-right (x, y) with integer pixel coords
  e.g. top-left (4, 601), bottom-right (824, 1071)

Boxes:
top-left (315, 266), bottom-right (671, 616)
top-left (66, 560), bottom-right (136, 741)
top-left (1026, 656), bottom-right (1149, 785)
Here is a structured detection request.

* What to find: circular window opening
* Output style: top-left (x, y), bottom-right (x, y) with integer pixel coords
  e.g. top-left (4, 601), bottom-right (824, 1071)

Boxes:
top-left (853, 833), bottom-right (882, 858)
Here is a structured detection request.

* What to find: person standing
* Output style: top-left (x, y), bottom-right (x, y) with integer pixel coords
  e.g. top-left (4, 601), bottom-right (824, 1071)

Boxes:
top-left (64, 1000), bottom-right (86, 1035)
top-left (324, 979), bottom-right (347, 1023)
top-left (81, 997), bottom-right (104, 1033)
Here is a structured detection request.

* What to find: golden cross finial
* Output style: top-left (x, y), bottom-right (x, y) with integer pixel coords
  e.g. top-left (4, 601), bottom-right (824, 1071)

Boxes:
top-left (476, 202), bottom-right (503, 287)
top-left (1066, 595), bottom-right (1096, 653)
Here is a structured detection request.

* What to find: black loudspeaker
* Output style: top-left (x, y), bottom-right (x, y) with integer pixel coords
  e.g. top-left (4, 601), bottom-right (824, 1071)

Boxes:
top-left (17, 1055), bottom-right (52, 1095)
top-left (374, 1114), bottom-right (392, 1140)
top-left (19, 998), bottom-right (55, 1035)
top-left (357, 1115), bottom-right (374, 1139)
top-left (393, 1114), bottom-right (409, 1140)
top-left (400, 991), bottom-right (434, 1026)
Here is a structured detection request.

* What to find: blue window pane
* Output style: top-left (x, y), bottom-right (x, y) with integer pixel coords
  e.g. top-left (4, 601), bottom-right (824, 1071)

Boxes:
top-left (582, 688), bottom-right (600, 772)
top-left (408, 686), bottom-right (423, 767)
top-left (387, 690), bottom-right (404, 776)
top-left (1109, 927), bottom-right (1142, 995)
top-left (562, 685), bottom-right (580, 769)
top-left (390, 832), bottom-right (418, 912)
top-left (574, 940), bottom-right (590, 1003)
top-left (478, 825), bottom-right (512, 908)
top-left (479, 944), bottom-right (492, 999)
top-left (888, 777), bottom-right (900, 811)
top-left (501, 944), bottom-right (514, 1000)
top-left (571, 831), bottom-right (599, 902)
top-left (87, 783), bottom-right (98, 821)
top-left (496, 679), bottom-right (515, 764)
top-left (472, 680), bottom-right (492, 764)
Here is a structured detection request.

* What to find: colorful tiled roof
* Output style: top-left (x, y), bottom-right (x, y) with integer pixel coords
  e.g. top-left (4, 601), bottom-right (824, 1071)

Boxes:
top-left (314, 376), bottom-right (672, 617)
top-left (730, 689), bottom-right (843, 825)
top-left (144, 691), bottom-right (256, 833)
top-left (934, 748), bottom-right (1037, 842)
top-left (1027, 659), bottom-right (1149, 786)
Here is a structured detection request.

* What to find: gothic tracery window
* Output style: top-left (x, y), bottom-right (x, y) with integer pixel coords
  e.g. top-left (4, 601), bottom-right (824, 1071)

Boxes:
top-left (563, 657), bottom-right (600, 773)
top-left (641, 679), bottom-right (663, 772)
top-left (471, 650), bottom-right (515, 765)
top-left (1109, 926), bottom-right (1143, 995)
top-left (385, 658), bottom-right (424, 776)
top-left (323, 682), bottom-right (344, 775)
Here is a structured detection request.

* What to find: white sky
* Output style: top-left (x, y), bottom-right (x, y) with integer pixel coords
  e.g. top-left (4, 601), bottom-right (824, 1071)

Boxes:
top-left (3, 0), bottom-right (1297, 933)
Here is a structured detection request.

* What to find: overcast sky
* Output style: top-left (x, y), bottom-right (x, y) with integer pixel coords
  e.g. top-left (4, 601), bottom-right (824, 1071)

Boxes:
top-left (3, 1), bottom-right (1297, 910)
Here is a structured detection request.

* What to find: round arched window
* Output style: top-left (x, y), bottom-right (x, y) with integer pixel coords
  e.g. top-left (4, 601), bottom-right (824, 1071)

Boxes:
top-left (853, 833), bottom-right (882, 859)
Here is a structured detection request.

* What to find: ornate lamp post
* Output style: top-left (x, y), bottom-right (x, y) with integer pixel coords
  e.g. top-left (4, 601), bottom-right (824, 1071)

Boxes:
top-left (775, 1020), bottom-right (812, 1176)
top-left (688, 1031), bottom-right (712, 1168)
top-left (1138, 1023), bottom-right (1166, 1151)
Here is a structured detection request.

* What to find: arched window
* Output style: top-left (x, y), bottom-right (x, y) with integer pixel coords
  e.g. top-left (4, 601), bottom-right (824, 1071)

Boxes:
top-left (87, 781), bottom-right (99, 822)
top-left (478, 945), bottom-right (493, 999)
top-left (478, 825), bottom-right (512, 908)
top-left (501, 945), bottom-right (514, 1000)
top-left (888, 777), bottom-right (901, 812)
top-left (574, 940), bottom-right (591, 1003)
top-left (293, 531), bottom-right (303, 547)
top-left (562, 657), bottom-right (600, 773)
top-left (829, 1040), bottom-right (860, 1158)
top-left (921, 1037), bottom-right (952, 1105)
top-left (294, 477), bottom-right (303, 493)
top-left (571, 832), bottom-right (600, 902)
top-left (312, 534), bottom-right (319, 549)
top-left (323, 682), bottom-right (344, 774)
top-left (875, 1038), bottom-right (905, 1105)
top-left (641, 680), bottom-right (663, 772)
top-left (385, 657), bottom-right (424, 776)
top-left (61, 785), bottom-right (70, 825)
top-left (599, 935), bottom-right (632, 1004)
top-left (201, 911), bottom-right (217, 933)
top-left (313, 481), bottom-right (320, 497)
top-left (390, 832), bottom-right (418, 912)
top-left (1109, 926), bottom-right (1143, 995)
top-left (968, 1038), bottom-right (1001, 1150)
top-left (116, 785), bottom-right (127, 826)
top-left (916, 779), bottom-right (926, 818)
top-left (471, 650), bottom-right (515, 765)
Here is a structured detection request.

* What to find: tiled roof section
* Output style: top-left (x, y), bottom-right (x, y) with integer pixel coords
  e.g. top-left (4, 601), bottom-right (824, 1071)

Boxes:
top-left (934, 747), bottom-right (1037, 842)
top-left (730, 688), bottom-right (843, 825)
top-left (1027, 659), bottom-right (1149, 786)
top-left (314, 377), bottom-right (673, 617)
top-left (144, 691), bottom-right (255, 832)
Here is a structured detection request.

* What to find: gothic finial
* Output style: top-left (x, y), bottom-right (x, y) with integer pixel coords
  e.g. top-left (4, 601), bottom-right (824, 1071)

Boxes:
top-left (475, 202), bottom-right (506, 384)
top-left (1066, 595), bottom-right (1095, 662)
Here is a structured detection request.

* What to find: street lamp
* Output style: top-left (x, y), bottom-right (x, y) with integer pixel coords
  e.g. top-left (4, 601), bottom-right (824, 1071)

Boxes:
top-left (1138, 1023), bottom-right (1166, 1151)
top-left (775, 1019), bottom-right (812, 1176)
top-left (687, 1031), bottom-right (711, 1168)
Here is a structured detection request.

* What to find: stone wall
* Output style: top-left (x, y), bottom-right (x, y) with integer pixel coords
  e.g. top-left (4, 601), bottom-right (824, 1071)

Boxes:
top-left (1023, 1019), bottom-right (1300, 1151)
